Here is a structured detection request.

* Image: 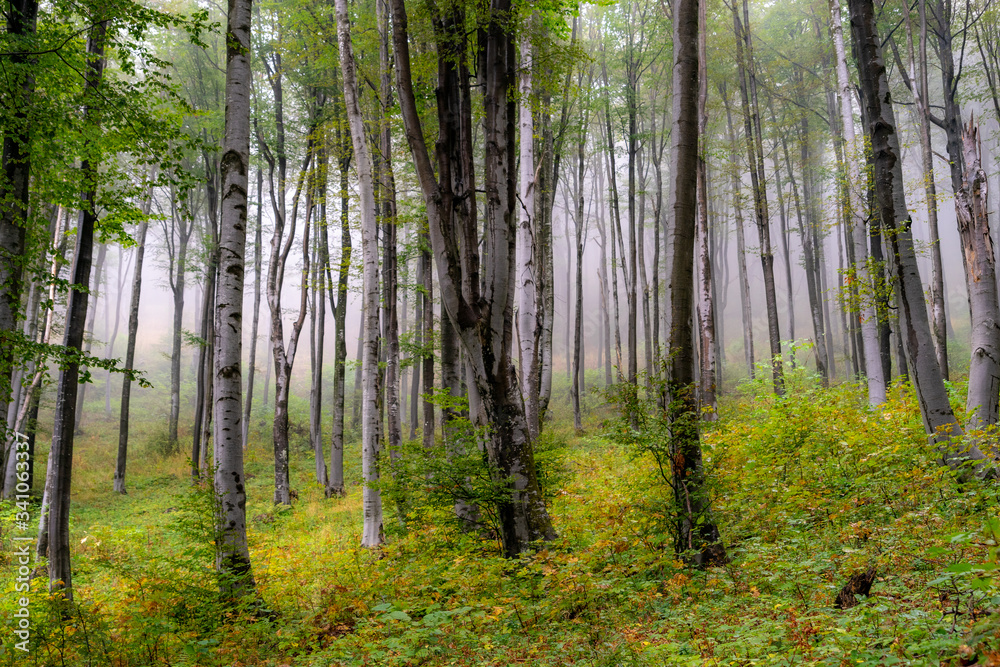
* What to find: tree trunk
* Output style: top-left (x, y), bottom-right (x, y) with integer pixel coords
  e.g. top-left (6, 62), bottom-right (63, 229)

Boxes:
top-left (309, 144), bottom-right (328, 487)
top-left (243, 166), bottom-right (264, 450)
top-left (168, 199), bottom-right (191, 451)
top-left (666, 0), bottom-right (726, 566)
top-left (421, 237), bottom-right (434, 450)
top-left (327, 104), bottom-right (351, 499)
top-left (850, 0), bottom-right (989, 471)
top-left (377, 0), bottom-right (403, 478)
top-left (695, 0), bottom-right (716, 419)
top-left (104, 247), bottom-right (128, 418)
top-left (336, 0), bottom-right (384, 547)
top-left (74, 242), bottom-right (106, 433)
top-left (720, 84), bottom-right (755, 379)
top-left (0, 0), bottom-right (38, 435)
top-left (734, 0), bottom-right (783, 394)
top-left (830, 0), bottom-right (886, 405)
top-left (46, 19), bottom-right (106, 603)
top-left (572, 62), bottom-right (592, 434)
top-left (114, 182), bottom-right (154, 495)
top-left (518, 26), bottom-right (540, 439)
top-left (956, 121), bottom-right (1000, 431)
top-left (214, 0), bottom-right (256, 599)
top-left (391, 0), bottom-right (556, 556)
top-left (601, 54), bottom-right (625, 381)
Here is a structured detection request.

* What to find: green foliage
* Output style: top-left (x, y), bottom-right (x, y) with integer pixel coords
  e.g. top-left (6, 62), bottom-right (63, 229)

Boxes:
top-left (7, 376), bottom-right (1000, 666)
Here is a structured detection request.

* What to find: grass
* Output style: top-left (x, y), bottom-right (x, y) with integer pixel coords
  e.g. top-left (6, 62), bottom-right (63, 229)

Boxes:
top-left (2, 367), bottom-right (1000, 666)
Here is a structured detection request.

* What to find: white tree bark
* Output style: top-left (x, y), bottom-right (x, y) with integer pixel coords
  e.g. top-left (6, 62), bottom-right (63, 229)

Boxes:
top-left (335, 0), bottom-right (383, 548)
top-left (956, 121), bottom-right (1000, 431)
top-left (214, 0), bottom-right (256, 598)
top-left (829, 0), bottom-right (885, 406)
top-left (517, 28), bottom-right (539, 439)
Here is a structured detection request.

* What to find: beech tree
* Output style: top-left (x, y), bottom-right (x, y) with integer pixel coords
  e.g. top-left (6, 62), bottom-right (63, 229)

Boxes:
top-left (849, 0), bottom-right (989, 471)
top-left (335, 0), bottom-right (383, 547)
top-left (214, 0), bottom-right (256, 598)
top-left (666, 0), bottom-right (726, 565)
top-left (391, 0), bottom-right (557, 556)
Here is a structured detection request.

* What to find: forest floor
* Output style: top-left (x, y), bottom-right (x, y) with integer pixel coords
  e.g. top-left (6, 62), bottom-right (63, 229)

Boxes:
top-left (3, 367), bottom-right (1000, 666)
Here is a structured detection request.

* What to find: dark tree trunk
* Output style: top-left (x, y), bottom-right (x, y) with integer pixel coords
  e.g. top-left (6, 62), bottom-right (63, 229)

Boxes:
top-left (0, 0), bottom-right (38, 432)
top-left (666, 0), bottom-right (726, 566)
top-left (733, 0), bottom-right (783, 394)
top-left (328, 99), bottom-right (351, 498)
top-left (46, 19), bottom-right (106, 603)
top-left (850, 0), bottom-right (989, 471)
top-left (391, 0), bottom-right (556, 556)
top-left (74, 242), bottom-right (106, 433)
top-left (114, 183), bottom-right (154, 494)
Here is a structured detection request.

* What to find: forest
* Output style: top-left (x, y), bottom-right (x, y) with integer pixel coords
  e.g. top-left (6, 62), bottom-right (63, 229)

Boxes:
top-left (3, 0), bottom-right (1000, 662)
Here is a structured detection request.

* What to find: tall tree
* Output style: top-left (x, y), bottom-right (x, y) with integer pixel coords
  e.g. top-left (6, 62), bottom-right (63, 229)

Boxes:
top-left (243, 166), bottom-right (264, 450)
top-left (335, 0), bottom-right (383, 547)
top-left (114, 183), bottom-right (154, 494)
top-left (391, 0), bottom-right (557, 556)
top-left (46, 18), bottom-right (107, 602)
top-left (376, 0), bottom-right (403, 476)
top-left (829, 0), bottom-right (885, 405)
top-left (849, 0), bottom-right (989, 471)
top-left (732, 0), bottom-right (783, 394)
top-left (666, 0), bottom-right (726, 565)
top-left (518, 18), bottom-right (541, 440)
top-left (0, 0), bottom-right (38, 434)
top-left (213, 0), bottom-right (256, 598)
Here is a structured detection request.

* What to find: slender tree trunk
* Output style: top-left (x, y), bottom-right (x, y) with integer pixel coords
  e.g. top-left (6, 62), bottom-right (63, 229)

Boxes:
top-left (337, 0), bottom-right (384, 546)
top-left (601, 55), bottom-right (625, 380)
top-left (192, 175), bottom-right (219, 479)
top-left (596, 160), bottom-right (613, 388)
top-left (720, 85), bottom-right (755, 379)
top-left (114, 182), bottom-right (154, 494)
top-left (572, 63), bottom-right (592, 434)
top-left (169, 205), bottom-right (190, 451)
top-left (377, 0), bottom-right (403, 475)
top-left (830, 0), bottom-right (885, 404)
top-left (695, 0), bottom-right (717, 419)
top-left (104, 248), bottom-right (128, 417)
top-left (518, 26), bottom-right (541, 439)
top-left (420, 238), bottom-right (433, 449)
top-left (309, 143), bottom-right (328, 487)
top-left (46, 19), bottom-right (106, 602)
top-left (328, 108), bottom-right (351, 498)
top-left (915, 0), bottom-right (948, 377)
top-left (409, 264), bottom-right (422, 441)
top-left (243, 166), bottom-right (264, 450)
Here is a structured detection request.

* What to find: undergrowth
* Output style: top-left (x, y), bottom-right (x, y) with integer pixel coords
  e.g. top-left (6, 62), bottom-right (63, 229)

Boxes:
top-left (2, 370), bottom-right (1000, 666)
